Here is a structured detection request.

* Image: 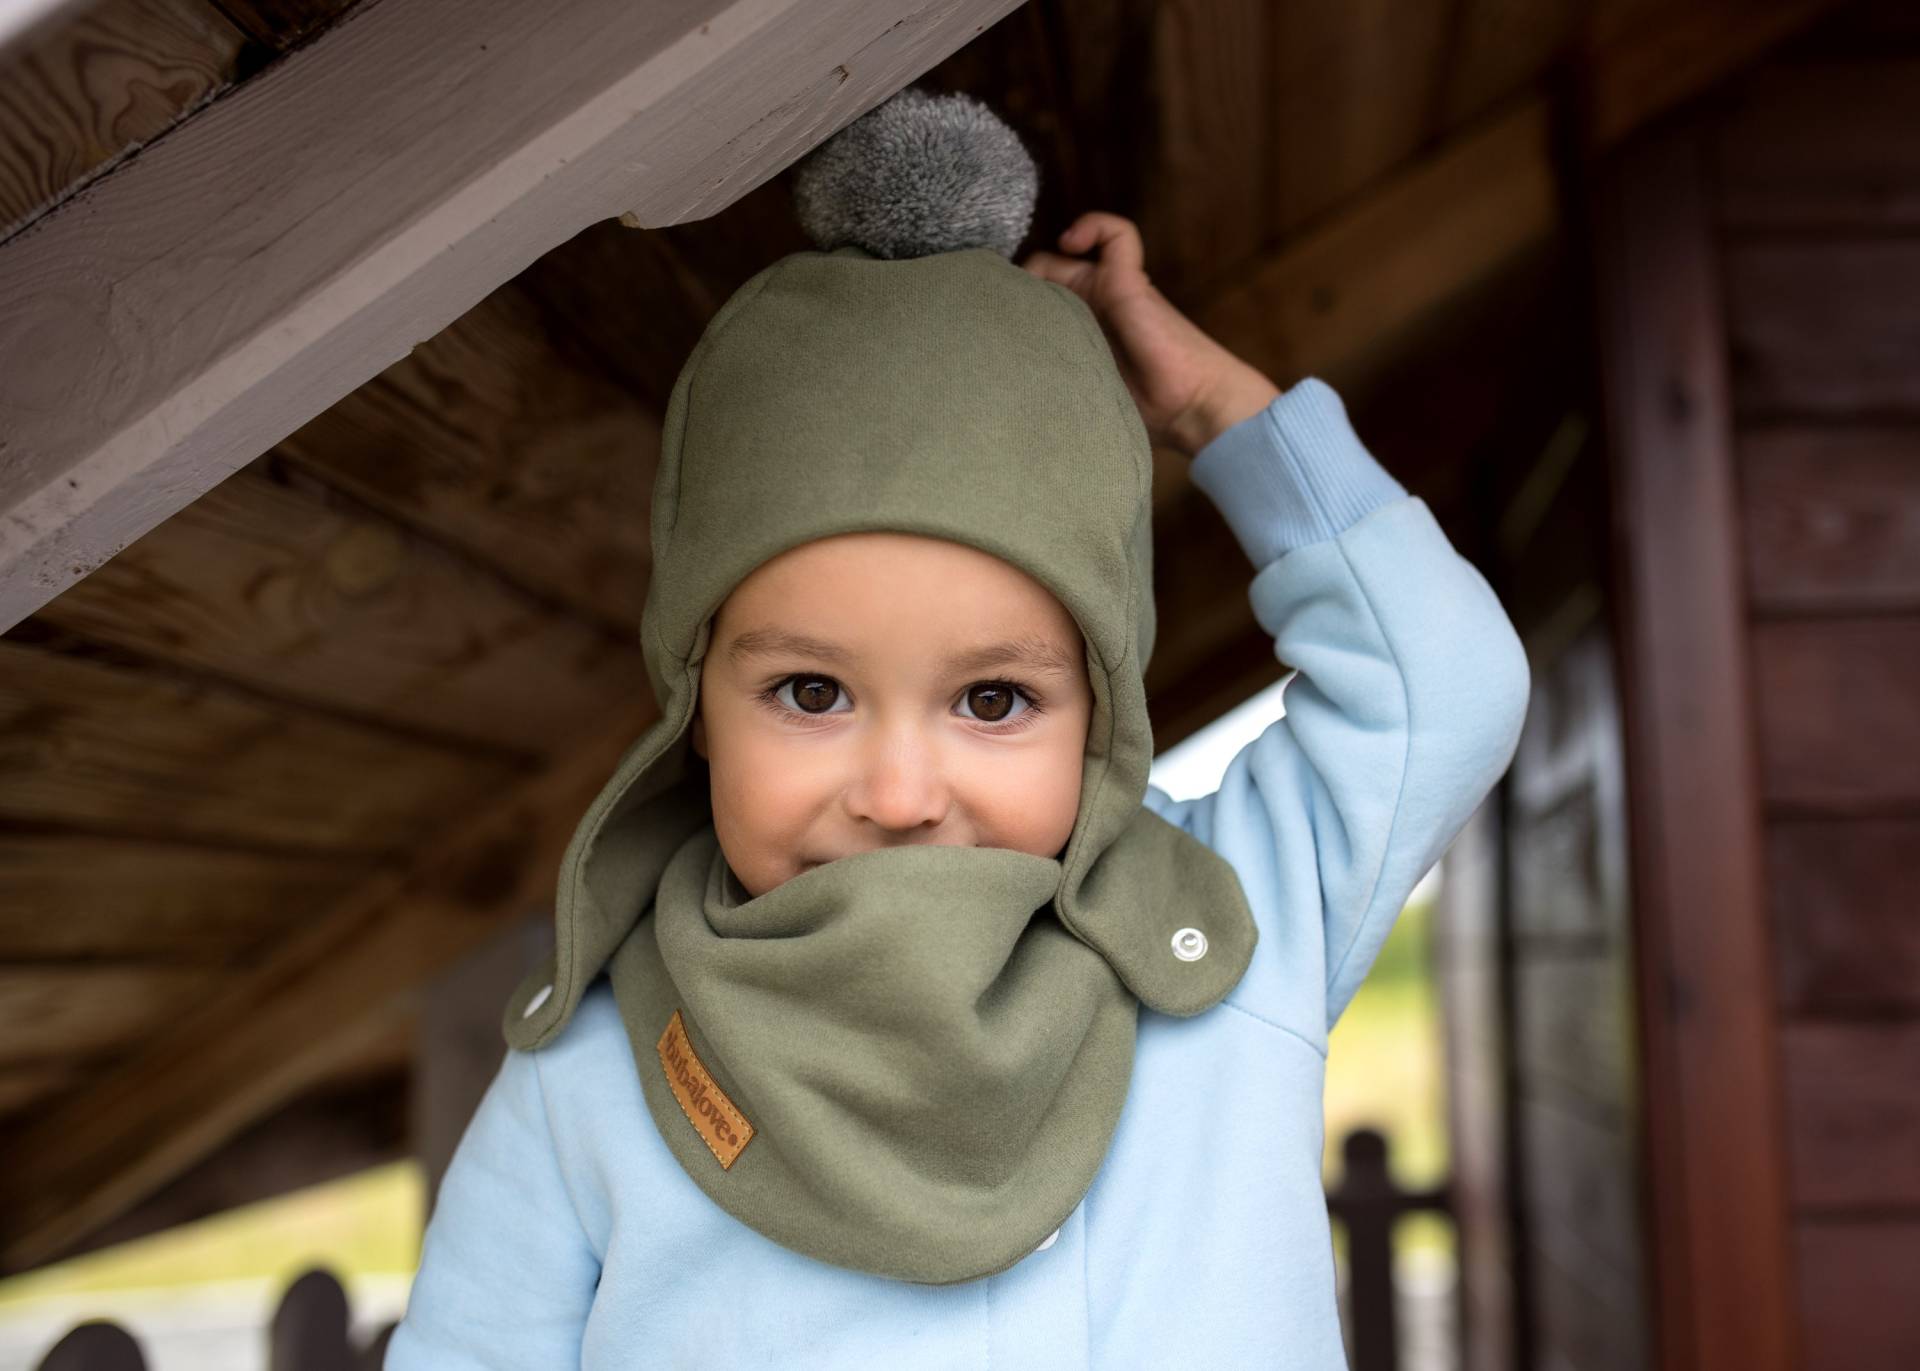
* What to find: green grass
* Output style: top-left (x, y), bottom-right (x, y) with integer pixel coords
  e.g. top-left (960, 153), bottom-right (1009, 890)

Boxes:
top-left (0, 1161), bottom-right (424, 1309)
top-left (1321, 893), bottom-right (1454, 1262)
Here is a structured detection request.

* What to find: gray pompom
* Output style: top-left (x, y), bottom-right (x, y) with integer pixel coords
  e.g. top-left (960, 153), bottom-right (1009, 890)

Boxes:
top-left (793, 87), bottom-right (1039, 260)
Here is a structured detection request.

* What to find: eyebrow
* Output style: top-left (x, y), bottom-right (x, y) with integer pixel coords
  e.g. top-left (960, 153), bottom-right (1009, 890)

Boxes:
top-left (724, 627), bottom-right (1079, 679)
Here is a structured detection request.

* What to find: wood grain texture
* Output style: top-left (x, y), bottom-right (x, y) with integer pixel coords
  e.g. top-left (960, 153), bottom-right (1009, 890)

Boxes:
top-left (1594, 118), bottom-right (1796, 1371)
top-left (212, 0), bottom-right (358, 49)
top-left (1768, 818), bottom-right (1920, 1014)
top-left (1581, 0), bottom-right (1842, 150)
top-left (1782, 1021), bottom-right (1920, 1212)
top-left (271, 283), bottom-right (660, 635)
top-left (1726, 240), bottom-right (1920, 416)
top-left (0, 833), bottom-right (362, 961)
top-left (1796, 1220), bottom-right (1920, 1370)
top-left (0, 698), bottom-right (650, 1270)
top-left (1263, 0), bottom-right (1452, 242)
top-left (1751, 618), bottom-right (1920, 812)
top-left (1138, 0), bottom-right (1269, 302)
top-left (0, 640), bottom-right (518, 852)
top-left (0, 0), bottom-right (1027, 630)
top-left (0, 0), bottom-right (244, 238)
top-left (35, 462), bottom-right (648, 757)
top-left (1739, 427), bottom-right (1920, 613)
top-left (1716, 59), bottom-right (1920, 230)
top-left (1194, 98), bottom-right (1557, 400)
top-left (1517, 1091), bottom-right (1642, 1280)
top-left (0, 964), bottom-right (214, 1064)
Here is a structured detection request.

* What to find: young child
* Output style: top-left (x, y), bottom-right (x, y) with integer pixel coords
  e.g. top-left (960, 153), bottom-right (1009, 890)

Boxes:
top-left (386, 89), bottom-right (1528, 1369)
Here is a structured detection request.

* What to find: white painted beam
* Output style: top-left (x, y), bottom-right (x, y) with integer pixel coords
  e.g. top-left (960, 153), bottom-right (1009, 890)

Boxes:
top-left (0, 0), bottom-right (1022, 630)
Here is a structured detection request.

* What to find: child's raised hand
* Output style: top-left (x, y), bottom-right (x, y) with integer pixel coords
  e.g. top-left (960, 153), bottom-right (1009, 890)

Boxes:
top-left (1019, 212), bottom-right (1280, 456)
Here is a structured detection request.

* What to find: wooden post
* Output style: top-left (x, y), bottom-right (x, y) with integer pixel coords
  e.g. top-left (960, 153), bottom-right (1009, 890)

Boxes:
top-left (1591, 113), bottom-right (1798, 1371)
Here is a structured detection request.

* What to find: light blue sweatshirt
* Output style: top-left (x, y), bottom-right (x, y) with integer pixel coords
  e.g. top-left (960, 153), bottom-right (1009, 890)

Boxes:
top-left (385, 377), bottom-right (1531, 1370)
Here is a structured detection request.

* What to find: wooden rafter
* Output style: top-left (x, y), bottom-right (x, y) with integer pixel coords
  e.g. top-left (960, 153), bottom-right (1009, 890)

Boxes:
top-left (0, 700), bottom-right (652, 1271)
top-left (0, 0), bottom-right (1027, 632)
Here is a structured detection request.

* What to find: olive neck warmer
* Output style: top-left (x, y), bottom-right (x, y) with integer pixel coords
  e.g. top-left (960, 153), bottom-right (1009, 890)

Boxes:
top-left (499, 90), bottom-right (1258, 1285)
top-left (607, 822), bottom-right (1141, 1283)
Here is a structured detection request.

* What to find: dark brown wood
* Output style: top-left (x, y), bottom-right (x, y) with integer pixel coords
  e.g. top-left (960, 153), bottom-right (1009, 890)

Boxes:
top-left (0, 965), bottom-right (212, 1065)
top-left (1716, 59), bottom-right (1920, 230)
top-left (1593, 116), bottom-right (1796, 1371)
top-left (1579, 0), bottom-right (1842, 150)
top-left (0, 0), bottom-right (246, 238)
top-left (214, 0), bottom-right (360, 50)
top-left (42, 1058), bottom-right (410, 1263)
top-left (0, 640), bottom-right (519, 853)
top-left (0, 699), bottom-right (648, 1272)
top-left (1326, 1127), bottom-right (1452, 1371)
top-left (1726, 240), bottom-right (1920, 416)
top-left (0, 833), bottom-right (359, 963)
top-left (1796, 1220), bottom-right (1920, 1370)
top-left (1138, 0), bottom-right (1270, 302)
top-left (1739, 428), bottom-right (1920, 613)
top-left (1769, 818), bottom-right (1920, 1014)
top-left (1751, 618), bottom-right (1920, 812)
top-left (1781, 1021), bottom-right (1920, 1213)
top-left (269, 283), bottom-right (661, 636)
top-left (35, 461), bottom-right (648, 758)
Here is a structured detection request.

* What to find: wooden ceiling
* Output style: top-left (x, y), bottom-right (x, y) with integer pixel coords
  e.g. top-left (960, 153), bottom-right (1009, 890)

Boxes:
top-left (0, 0), bottom-right (1855, 1273)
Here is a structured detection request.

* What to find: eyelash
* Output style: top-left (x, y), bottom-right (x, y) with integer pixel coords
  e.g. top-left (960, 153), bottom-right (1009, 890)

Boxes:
top-left (754, 673), bottom-right (1048, 733)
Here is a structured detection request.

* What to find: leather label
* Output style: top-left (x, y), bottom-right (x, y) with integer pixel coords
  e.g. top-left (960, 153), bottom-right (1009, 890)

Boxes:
top-left (656, 1009), bottom-right (754, 1169)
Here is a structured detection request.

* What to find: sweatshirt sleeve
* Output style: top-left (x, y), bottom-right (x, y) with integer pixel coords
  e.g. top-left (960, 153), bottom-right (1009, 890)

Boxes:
top-left (385, 1047), bottom-right (600, 1370)
top-left (1147, 377), bottom-right (1529, 1037)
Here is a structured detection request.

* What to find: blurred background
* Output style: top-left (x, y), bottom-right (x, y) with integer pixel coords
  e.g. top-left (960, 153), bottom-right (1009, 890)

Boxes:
top-left (3, 0), bottom-right (1915, 1368)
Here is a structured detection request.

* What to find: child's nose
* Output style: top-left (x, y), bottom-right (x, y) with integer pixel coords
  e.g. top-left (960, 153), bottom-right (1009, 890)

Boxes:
top-left (843, 731), bottom-right (951, 835)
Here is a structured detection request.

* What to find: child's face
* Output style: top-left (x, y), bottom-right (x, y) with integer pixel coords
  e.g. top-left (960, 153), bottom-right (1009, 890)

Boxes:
top-left (692, 532), bottom-right (1095, 897)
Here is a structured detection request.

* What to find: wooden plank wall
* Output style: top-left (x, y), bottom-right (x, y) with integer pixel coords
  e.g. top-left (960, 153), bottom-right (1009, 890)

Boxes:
top-left (1710, 5), bottom-right (1920, 1364)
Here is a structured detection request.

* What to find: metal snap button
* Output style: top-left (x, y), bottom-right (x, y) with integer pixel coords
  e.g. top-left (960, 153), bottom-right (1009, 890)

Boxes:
top-left (1035, 1228), bottom-right (1060, 1252)
top-left (522, 984), bottom-right (553, 1019)
top-left (1171, 927), bottom-right (1208, 962)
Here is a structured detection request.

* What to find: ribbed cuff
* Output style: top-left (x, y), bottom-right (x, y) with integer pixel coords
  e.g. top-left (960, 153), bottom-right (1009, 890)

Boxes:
top-left (1187, 376), bottom-right (1408, 568)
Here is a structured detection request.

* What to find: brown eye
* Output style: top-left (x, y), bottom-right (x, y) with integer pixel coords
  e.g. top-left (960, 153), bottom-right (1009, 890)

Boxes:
top-left (963, 683), bottom-right (1016, 722)
top-left (785, 676), bottom-right (841, 714)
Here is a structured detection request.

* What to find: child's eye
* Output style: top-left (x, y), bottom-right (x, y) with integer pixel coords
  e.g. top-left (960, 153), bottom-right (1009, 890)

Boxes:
top-left (767, 675), bottom-right (851, 717)
top-left (956, 682), bottom-right (1037, 725)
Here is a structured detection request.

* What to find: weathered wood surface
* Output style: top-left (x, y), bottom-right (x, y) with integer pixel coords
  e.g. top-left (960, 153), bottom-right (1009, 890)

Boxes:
top-left (0, 0), bottom-right (245, 238)
top-left (1595, 115), bottom-right (1795, 1371)
top-left (270, 283), bottom-right (662, 635)
top-left (0, 964), bottom-right (212, 1064)
top-left (1768, 818), bottom-right (1920, 1015)
top-left (1716, 58), bottom-right (1920, 230)
top-left (1782, 1021), bottom-right (1920, 1212)
top-left (32, 462), bottom-right (647, 757)
top-left (1751, 618), bottom-right (1920, 812)
top-left (0, 0), bottom-right (1028, 631)
top-left (0, 640), bottom-right (517, 851)
top-left (1726, 240), bottom-right (1920, 416)
top-left (1796, 1220), bottom-right (1920, 1371)
top-left (1739, 427), bottom-right (1920, 613)
top-left (0, 698), bottom-right (648, 1271)
top-left (0, 833), bottom-right (357, 961)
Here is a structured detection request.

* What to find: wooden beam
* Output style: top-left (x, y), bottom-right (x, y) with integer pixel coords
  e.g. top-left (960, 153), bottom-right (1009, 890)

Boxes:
top-left (1193, 96), bottom-right (1559, 402)
top-left (0, 699), bottom-right (652, 1272)
top-left (1593, 116), bottom-right (1796, 1371)
top-left (0, 0), bottom-right (1025, 632)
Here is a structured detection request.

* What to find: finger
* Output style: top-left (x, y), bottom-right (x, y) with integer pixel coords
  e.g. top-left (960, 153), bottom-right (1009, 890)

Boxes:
top-left (1018, 250), bottom-right (1087, 287)
top-left (1058, 212), bottom-right (1145, 274)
